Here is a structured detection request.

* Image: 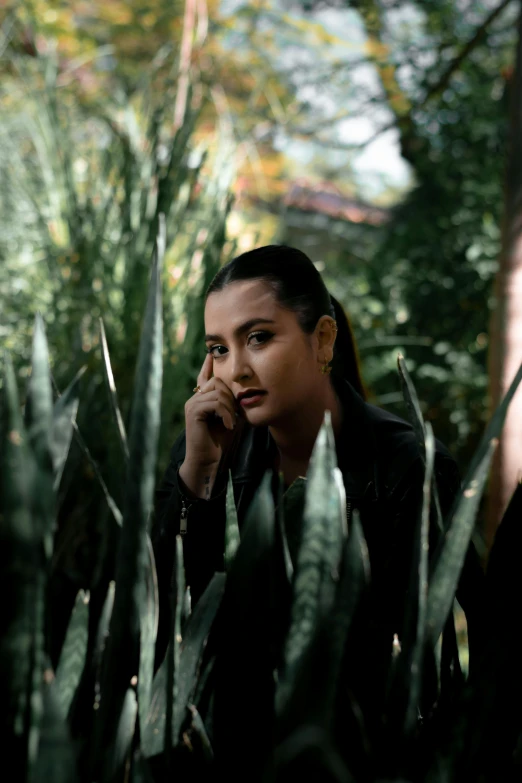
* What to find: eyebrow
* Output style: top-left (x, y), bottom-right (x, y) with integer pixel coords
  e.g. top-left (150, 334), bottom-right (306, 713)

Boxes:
top-left (205, 318), bottom-right (277, 343)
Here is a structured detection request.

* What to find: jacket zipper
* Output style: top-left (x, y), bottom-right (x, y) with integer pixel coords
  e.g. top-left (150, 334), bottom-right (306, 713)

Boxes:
top-left (346, 499), bottom-right (352, 530)
top-left (180, 498), bottom-right (191, 536)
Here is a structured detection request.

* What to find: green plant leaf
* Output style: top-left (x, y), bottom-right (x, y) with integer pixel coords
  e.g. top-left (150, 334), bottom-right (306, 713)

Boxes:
top-left (224, 469), bottom-right (240, 572)
top-left (210, 470), bottom-right (278, 778)
top-left (54, 590), bottom-right (90, 719)
top-left (426, 437), bottom-right (498, 646)
top-left (397, 353), bottom-right (444, 534)
top-left (103, 687), bottom-right (138, 782)
top-left (90, 218), bottom-right (164, 778)
top-left (138, 535), bottom-right (159, 742)
top-left (0, 353), bottom-right (39, 781)
top-left (29, 667), bottom-right (79, 783)
top-left (385, 423), bottom-right (435, 741)
top-left (277, 411), bottom-right (344, 716)
top-left (99, 317), bottom-right (129, 463)
top-left (51, 366), bottom-right (85, 492)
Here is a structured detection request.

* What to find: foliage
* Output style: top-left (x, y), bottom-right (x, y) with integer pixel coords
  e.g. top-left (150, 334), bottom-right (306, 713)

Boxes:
top-left (2, 255), bottom-right (522, 781)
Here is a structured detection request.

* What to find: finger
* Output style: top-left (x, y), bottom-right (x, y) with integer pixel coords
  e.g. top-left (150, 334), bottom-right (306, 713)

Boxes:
top-left (194, 391), bottom-right (237, 427)
top-left (197, 350), bottom-right (214, 388)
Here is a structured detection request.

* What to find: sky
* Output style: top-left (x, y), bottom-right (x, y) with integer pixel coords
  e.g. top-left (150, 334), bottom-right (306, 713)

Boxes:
top-left (219, 0), bottom-right (413, 199)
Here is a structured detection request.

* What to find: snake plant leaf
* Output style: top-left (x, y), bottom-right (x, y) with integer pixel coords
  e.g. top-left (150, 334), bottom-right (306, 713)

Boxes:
top-left (211, 470), bottom-right (278, 780)
top-left (187, 704), bottom-right (214, 763)
top-left (1, 353), bottom-right (39, 781)
top-left (224, 469), bottom-right (240, 572)
top-left (385, 423), bottom-right (434, 742)
top-left (426, 437), bottom-right (498, 647)
top-left (51, 366), bottom-right (85, 492)
top-left (25, 314), bottom-right (55, 565)
top-left (173, 572), bottom-right (226, 743)
top-left (99, 317), bottom-right (129, 463)
top-left (277, 411), bottom-right (344, 716)
top-left (181, 586), bottom-right (192, 633)
top-left (90, 226), bottom-right (163, 777)
top-left (54, 590), bottom-right (90, 719)
top-left (141, 536), bottom-right (186, 758)
top-left (432, 356), bottom-right (522, 577)
top-left (24, 313), bottom-right (53, 458)
top-left (276, 510), bottom-right (370, 741)
top-left (397, 354), bottom-right (444, 534)
top-left (276, 470), bottom-right (294, 584)
top-left (93, 581), bottom-right (115, 688)
top-left (138, 535), bottom-right (159, 741)
top-left (102, 687), bottom-right (138, 783)
top-left (52, 373), bottom-right (123, 527)
top-left (29, 667), bottom-right (79, 783)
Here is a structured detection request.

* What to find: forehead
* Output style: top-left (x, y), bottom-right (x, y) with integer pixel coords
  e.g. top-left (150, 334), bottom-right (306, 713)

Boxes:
top-left (205, 280), bottom-right (284, 322)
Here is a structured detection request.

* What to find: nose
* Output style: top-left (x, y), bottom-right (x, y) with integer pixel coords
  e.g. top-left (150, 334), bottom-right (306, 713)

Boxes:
top-left (229, 349), bottom-right (252, 385)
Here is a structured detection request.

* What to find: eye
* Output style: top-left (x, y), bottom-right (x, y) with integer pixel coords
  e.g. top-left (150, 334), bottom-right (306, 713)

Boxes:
top-left (207, 330), bottom-right (273, 359)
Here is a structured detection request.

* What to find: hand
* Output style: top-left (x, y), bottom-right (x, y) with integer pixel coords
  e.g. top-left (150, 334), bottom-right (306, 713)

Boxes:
top-left (183, 351), bottom-right (239, 470)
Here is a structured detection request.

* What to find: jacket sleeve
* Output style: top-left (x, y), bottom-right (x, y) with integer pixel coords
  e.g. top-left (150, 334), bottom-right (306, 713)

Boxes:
top-left (150, 430), bottom-right (229, 666)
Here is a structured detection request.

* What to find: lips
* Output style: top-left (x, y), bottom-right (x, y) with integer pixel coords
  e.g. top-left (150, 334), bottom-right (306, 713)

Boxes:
top-left (237, 390), bottom-right (266, 402)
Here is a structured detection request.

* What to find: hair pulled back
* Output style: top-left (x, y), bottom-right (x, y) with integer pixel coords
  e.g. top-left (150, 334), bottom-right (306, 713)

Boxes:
top-left (205, 244), bottom-right (368, 401)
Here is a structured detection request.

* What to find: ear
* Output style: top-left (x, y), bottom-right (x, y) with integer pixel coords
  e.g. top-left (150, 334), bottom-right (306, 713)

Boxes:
top-left (315, 316), bottom-right (337, 363)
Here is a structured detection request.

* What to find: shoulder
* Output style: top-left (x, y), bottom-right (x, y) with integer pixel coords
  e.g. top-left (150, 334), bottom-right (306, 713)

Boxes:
top-left (363, 401), bottom-right (460, 499)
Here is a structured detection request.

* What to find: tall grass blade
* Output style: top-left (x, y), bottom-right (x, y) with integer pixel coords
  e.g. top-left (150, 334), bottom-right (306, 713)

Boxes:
top-left (99, 318), bottom-right (129, 463)
top-left (51, 366), bottom-right (85, 492)
top-left (90, 222), bottom-right (163, 776)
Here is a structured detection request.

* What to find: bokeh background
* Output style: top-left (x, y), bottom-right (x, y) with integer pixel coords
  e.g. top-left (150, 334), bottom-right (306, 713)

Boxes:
top-left (1, 0), bottom-right (521, 612)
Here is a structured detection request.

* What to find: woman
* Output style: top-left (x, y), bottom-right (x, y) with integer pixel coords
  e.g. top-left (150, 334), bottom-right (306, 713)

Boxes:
top-left (152, 245), bottom-right (484, 673)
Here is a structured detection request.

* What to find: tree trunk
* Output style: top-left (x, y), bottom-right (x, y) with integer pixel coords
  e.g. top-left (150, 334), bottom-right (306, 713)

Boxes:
top-left (486, 1), bottom-right (522, 550)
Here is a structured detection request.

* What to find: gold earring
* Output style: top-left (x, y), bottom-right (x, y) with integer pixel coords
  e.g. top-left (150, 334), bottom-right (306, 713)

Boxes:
top-left (320, 361), bottom-right (332, 375)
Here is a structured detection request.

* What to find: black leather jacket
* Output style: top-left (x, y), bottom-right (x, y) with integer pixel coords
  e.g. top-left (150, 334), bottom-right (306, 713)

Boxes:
top-left (152, 378), bottom-right (484, 666)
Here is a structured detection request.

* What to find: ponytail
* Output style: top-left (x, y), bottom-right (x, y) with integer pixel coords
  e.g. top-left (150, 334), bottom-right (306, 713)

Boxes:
top-left (329, 294), bottom-right (369, 401)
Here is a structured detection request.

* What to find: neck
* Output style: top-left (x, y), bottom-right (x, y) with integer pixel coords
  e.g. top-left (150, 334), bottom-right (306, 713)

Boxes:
top-left (269, 380), bottom-right (344, 467)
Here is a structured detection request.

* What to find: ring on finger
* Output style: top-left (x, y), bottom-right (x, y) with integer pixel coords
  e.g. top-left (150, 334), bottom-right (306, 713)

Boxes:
top-left (193, 385), bottom-right (201, 393)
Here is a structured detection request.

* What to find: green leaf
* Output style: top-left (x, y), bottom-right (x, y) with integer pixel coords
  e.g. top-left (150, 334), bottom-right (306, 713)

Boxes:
top-left (90, 220), bottom-right (164, 777)
top-left (276, 510), bottom-right (370, 738)
top-left (276, 470), bottom-right (294, 584)
top-left (24, 313), bottom-right (53, 461)
top-left (29, 668), bottom-right (79, 783)
top-left (181, 586), bottom-right (192, 633)
top-left (224, 469), bottom-right (240, 572)
top-left (138, 535), bottom-right (159, 742)
top-left (51, 366), bottom-right (85, 492)
top-left (187, 704), bottom-right (214, 762)
top-left (103, 687), bottom-right (138, 782)
top-left (277, 411), bottom-right (345, 715)
top-left (99, 318), bottom-right (129, 463)
top-left (385, 423), bottom-right (435, 740)
top-left (426, 436), bottom-right (498, 646)
top-left (0, 353), bottom-right (39, 781)
top-left (397, 353), bottom-right (444, 533)
top-left (211, 470), bottom-right (278, 776)
top-left (54, 590), bottom-right (89, 719)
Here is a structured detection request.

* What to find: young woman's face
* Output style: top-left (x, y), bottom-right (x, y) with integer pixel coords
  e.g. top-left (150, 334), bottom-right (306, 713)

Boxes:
top-left (204, 280), bottom-right (330, 426)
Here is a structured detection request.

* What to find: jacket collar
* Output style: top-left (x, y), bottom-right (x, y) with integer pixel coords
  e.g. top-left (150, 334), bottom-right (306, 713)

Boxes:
top-left (230, 378), bottom-right (379, 502)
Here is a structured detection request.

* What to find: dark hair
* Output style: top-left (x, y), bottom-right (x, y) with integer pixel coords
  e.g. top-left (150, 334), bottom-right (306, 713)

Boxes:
top-left (205, 244), bottom-right (369, 401)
